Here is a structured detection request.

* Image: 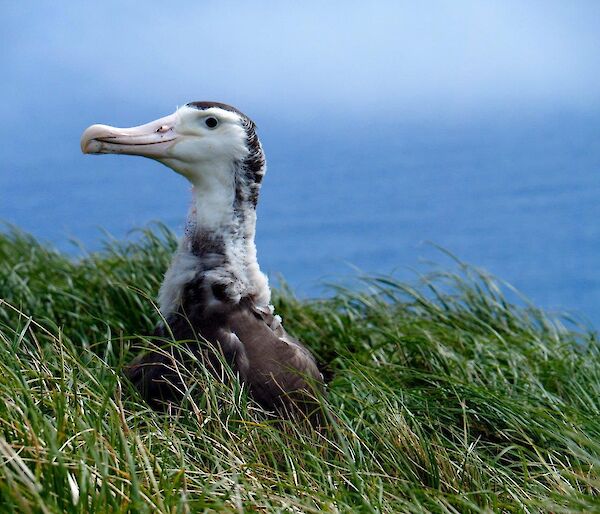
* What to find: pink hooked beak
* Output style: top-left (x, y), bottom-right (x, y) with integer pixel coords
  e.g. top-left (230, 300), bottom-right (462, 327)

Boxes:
top-left (80, 112), bottom-right (178, 158)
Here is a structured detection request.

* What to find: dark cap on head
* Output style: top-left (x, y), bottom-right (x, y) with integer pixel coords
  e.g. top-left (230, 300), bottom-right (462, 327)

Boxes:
top-left (186, 101), bottom-right (253, 123)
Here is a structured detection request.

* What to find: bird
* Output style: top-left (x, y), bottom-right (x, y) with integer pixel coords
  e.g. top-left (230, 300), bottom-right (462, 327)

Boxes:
top-left (80, 101), bottom-right (324, 418)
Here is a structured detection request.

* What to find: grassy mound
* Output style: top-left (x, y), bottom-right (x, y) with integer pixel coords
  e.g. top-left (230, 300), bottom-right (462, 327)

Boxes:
top-left (0, 225), bottom-right (598, 513)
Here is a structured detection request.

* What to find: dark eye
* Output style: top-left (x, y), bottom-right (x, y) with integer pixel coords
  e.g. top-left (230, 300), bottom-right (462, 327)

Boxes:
top-left (205, 117), bottom-right (218, 129)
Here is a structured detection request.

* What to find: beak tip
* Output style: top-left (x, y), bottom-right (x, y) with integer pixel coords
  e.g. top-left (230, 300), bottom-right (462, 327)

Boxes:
top-left (80, 140), bottom-right (101, 154)
top-left (80, 124), bottom-right (104, 154)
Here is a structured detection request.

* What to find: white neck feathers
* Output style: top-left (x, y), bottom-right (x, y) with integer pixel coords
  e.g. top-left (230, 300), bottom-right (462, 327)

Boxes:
top-left (158, 164), bottom-right (270, 317)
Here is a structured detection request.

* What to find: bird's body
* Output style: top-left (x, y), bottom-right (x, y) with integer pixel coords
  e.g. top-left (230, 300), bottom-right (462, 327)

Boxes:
top-left (81, 102), bottom-right (323, 416)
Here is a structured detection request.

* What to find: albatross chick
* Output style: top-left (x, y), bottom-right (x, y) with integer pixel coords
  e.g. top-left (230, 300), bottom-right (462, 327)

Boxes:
top-left (81, 102), bottom-right (323, 417)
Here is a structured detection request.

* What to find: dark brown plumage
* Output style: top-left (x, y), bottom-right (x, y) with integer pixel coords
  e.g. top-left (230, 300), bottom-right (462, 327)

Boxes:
top-left (125, 280), bottom-right (323, 418)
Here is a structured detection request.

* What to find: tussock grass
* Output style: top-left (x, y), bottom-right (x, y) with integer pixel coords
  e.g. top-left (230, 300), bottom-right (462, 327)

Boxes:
top-left (0, 224), bottom-right (598, 513)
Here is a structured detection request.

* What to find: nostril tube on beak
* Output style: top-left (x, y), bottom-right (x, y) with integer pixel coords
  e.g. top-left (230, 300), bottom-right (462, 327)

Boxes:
top-left (156, 125), bottom-right (170, 133)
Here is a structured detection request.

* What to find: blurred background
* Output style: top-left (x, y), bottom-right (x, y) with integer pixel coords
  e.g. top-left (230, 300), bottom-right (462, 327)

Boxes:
top-left (1, 1), bottom-right (599, 324)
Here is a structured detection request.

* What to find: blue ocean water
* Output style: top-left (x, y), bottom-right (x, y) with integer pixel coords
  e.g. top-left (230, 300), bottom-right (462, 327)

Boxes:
top-left (1, 111), bottom-right (599, 326)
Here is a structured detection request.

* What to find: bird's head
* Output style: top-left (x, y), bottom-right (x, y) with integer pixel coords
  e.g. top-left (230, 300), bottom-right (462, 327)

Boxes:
top-left (81, 102), bottom-right (265, 204)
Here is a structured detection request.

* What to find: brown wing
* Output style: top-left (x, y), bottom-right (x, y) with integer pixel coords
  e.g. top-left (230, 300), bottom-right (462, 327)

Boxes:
top-left (125, 297), bottom-right (324, 418)
top-left (220, 301), bottom-right (324, 412)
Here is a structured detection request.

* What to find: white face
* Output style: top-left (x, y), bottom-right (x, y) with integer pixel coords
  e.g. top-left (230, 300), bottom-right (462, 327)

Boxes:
top-left (80, 105), bottom-right (250, 186)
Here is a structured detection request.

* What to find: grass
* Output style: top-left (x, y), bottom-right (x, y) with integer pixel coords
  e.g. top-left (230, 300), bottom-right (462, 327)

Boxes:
top-left (0, 224), bottom-right (599, 513)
